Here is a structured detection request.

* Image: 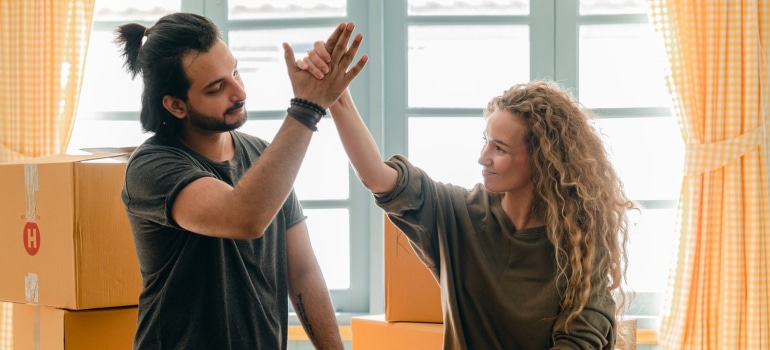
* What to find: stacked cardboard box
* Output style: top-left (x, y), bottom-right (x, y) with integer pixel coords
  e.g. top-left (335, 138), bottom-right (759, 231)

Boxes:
top-left (351, 216), bottom-right (443, 349)
top-left (0, 153), bottom-right (141, 349)
top-left (0, 302), bottom-right (137, 349)
top-left (382, 216), bottom-right (442, 323)
top-left (351, 314), bottom-right (442, 350)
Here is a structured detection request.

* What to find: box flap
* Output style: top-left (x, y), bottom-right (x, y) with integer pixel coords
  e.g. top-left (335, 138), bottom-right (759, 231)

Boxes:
top-left (1, 153), bottom-right (129, 165)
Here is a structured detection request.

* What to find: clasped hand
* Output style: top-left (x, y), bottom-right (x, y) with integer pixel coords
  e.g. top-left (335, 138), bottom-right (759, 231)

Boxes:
top-left (283, 22), bottom-right (367, 109)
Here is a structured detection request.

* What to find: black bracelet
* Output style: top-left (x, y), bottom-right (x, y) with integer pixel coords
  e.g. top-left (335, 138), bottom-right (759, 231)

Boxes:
top-left (291, 98), bottom-right (326, 116)
top-left (287, 105), bottom-right (322, 131)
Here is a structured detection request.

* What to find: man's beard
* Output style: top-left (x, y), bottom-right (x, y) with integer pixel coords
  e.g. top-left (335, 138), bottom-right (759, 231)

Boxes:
top-left (187, 101), bottom-right (247, 132)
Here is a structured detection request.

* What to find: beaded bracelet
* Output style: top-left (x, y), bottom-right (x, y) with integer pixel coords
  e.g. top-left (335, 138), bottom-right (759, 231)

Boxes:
top-left (291, 98), bottom-right (327, 116)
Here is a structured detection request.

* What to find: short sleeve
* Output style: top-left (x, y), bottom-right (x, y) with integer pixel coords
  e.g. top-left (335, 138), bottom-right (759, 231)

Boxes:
top-left (121, 145), bottom-right (214, 229)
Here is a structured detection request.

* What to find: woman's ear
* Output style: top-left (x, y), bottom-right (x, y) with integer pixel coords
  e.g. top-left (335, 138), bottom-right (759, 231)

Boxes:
top-left (162, 95), bottom-right (187, 120)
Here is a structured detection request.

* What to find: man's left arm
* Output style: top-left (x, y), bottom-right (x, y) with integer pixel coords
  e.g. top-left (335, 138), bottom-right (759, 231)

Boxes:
top-left (286, 220), bottom-right (344, 349)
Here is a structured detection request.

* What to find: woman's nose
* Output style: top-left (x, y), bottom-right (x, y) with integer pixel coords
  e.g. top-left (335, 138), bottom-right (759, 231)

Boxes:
top-left (478, 146), bottom-right (491, 166)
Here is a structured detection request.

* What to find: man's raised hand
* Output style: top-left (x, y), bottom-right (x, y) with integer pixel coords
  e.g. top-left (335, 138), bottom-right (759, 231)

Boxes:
top-left (283, 22), bottom-right (367, 108)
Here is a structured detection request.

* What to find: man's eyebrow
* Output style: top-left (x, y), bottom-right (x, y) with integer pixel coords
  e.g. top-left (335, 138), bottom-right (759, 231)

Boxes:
top-left (203, 77), bottom-right (225, 90)
top-left (201, 59), bottom-right (238, 90)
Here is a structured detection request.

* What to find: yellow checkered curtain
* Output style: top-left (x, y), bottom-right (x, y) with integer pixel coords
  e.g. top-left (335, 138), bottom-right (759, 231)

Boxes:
top-left (647, 1), bottom-right (770, 349)
top-left (0, 0), bottom-right (95, 162)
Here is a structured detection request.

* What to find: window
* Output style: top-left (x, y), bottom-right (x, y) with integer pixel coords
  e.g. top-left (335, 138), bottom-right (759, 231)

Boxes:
top-left (71, 0), bottom-right (682, 333)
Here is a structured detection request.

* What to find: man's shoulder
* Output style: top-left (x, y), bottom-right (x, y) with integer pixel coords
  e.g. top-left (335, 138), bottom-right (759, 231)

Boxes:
top-left (128, 136), bottom-right (196, 167)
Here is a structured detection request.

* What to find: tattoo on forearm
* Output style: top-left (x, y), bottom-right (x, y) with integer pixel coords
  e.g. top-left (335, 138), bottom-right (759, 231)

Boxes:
top-left (296, 293), bottom-right (315, 338)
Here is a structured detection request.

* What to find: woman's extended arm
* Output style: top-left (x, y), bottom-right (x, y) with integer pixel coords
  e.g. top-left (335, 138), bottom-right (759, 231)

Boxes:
top-left (329, 90), bottom-right (397, 194)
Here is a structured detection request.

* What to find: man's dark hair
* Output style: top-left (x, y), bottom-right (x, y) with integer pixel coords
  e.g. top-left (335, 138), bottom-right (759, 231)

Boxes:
top-left (115, 13), bottom-right (222, 138)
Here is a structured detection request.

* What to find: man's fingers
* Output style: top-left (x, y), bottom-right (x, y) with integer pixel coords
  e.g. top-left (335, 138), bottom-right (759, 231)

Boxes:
top-left (330, 23), bottom-right (355, 63)
top-left (344, 55), bottom-right (369, 84)
top-left (324, 22), bottom-right (346, 54)
top-left (328, 33), bottom-right (363, 76)
top-left (343, 33), bottom-right (364, 63)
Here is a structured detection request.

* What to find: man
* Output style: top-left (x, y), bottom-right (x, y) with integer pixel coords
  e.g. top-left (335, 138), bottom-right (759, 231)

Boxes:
top-left (115, 13), bottom-right (367, 349)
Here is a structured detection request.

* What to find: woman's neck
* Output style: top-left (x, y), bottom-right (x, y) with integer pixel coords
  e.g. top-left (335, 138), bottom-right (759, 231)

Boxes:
top-left (500, 191), bottom-right (544, 230)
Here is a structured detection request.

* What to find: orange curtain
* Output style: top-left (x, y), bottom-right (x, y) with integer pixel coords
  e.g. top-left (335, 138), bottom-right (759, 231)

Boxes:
top-left (647, 1), bottom-right (769, 349)
top-left (0, 0), bottom-right (95, 162)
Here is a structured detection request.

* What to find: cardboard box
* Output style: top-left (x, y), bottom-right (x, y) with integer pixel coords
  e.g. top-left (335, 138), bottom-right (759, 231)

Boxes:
top-left (0, 154), bottom-right (141, 310)
top-left (0, 301), bottom-right (137, 350)
top-left (384, 216), bottom-right (442, 323)
top-left (351, 314), bottom-right (442, 350)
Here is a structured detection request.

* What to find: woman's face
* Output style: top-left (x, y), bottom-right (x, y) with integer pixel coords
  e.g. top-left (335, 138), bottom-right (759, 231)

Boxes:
top-left (478, 110), bottom-right (534, 196)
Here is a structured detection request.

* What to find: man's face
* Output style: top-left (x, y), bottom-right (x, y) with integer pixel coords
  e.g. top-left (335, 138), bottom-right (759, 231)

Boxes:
top-left (181, 39), bottom-right (248, 132)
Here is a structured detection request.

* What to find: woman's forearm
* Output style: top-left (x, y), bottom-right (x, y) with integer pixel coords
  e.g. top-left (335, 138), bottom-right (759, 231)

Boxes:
top-left (329, 90), bottom-right (397, 194)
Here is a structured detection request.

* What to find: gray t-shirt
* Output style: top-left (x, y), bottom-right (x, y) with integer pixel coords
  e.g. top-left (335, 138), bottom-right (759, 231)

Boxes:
top-left (121, 131), bottom-right (305, 350)
top-left (376, 155), bottom-right (616, 350)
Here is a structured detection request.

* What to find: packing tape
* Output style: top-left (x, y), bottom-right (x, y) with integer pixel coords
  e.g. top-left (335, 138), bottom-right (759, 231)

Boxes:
top-left (24, 165), bottom-right (40, 349)
top-left (24, 164), bottom-right (38, 222)
top-left (25, 273), bottom-right (39, 350)
top-left (32, 305), bottom-right (39, 350)
top-left (24, 273), bottom-right (38, 304)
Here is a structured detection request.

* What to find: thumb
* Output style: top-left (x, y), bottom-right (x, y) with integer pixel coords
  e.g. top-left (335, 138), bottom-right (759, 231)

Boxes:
top-left (282, 42), bottom-right (297, 71)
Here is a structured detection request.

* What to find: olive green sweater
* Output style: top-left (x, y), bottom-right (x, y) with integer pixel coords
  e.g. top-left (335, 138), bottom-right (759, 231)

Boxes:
top-left (375, 155), bottom-right (617, 350)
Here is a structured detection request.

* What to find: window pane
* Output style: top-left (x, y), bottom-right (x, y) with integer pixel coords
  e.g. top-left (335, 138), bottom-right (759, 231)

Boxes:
top-left (409, 26), bottom-right (529, 108)
top-left (239, 119), bottom-right (350, 200)
top-left (78, 31), bottom-right (143, 113)
top-left (579, 24), bottom-right (671, 108)
top-left (228, 0), bottom-right (346, 19)
top-left (93, 0), bottom-right (180, 21)
top-left (304, 209), bottom-right (350, 289)
top-left (229, 28), bottom-right (334, 111)
top-left (579, 0), bottom-right (648, 15)
top-left (408, 0), bottom-right (529, 16)
top-left (626, 208), bottom-right (678, 293)
top-left (594, 117), bottom-right (684, 200)
top-left (408, 117), bottom-right (486, 189)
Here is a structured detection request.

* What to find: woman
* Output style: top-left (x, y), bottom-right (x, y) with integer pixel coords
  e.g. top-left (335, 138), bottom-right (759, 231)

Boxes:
top-left (302, 43), bottom-right (632, 349)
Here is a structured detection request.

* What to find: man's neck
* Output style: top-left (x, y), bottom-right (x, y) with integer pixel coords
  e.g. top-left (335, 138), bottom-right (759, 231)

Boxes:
top-left (178, 129), bottom-right (234, 162)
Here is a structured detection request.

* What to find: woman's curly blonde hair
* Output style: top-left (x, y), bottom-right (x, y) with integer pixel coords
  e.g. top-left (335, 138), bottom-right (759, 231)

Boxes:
top-left (484, 80), bottom-right (634, 330)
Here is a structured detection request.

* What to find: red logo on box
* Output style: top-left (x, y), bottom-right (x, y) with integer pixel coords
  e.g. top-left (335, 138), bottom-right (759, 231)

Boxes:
top-left (23, 222), bottom-right (41, 256)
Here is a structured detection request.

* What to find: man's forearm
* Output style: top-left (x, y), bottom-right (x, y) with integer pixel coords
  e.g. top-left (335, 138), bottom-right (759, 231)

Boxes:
top-left (291, 280), bottom-right (343, 349)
